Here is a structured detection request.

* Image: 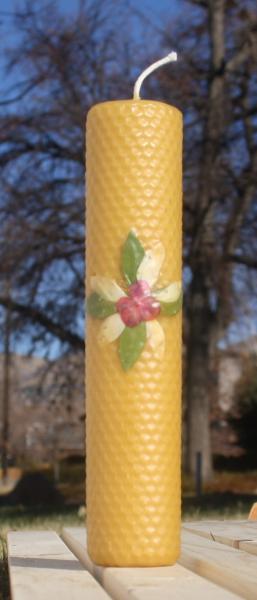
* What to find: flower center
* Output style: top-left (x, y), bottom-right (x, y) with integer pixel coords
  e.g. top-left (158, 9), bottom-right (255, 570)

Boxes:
top-left (116, 280), bottom-right (160, 327)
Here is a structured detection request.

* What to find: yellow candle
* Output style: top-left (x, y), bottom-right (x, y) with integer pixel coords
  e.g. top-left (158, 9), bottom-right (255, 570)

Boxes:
top-left (86, 56), bottom-right (182, 567)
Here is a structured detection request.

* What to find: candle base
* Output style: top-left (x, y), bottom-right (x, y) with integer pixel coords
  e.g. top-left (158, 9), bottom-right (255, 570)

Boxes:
top-left (87, 542), bottom-right (180, 568)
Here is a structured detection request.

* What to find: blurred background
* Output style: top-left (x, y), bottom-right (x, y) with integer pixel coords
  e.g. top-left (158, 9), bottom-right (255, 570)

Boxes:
top-left (0, 0), bottom-right (257, 564)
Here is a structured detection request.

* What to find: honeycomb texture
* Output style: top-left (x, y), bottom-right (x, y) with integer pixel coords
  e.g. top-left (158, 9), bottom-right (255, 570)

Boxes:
top-left (85, 100), bottom-right (182, 567)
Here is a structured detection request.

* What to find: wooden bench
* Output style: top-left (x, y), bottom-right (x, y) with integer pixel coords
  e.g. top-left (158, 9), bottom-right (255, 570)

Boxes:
top-left (7, 520), bottom-right (257, 599)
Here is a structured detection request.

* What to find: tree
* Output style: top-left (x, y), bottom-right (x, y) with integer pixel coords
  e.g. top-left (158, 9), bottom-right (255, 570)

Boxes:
top-left (157, 0), bottom-right (257, 478)
top-left (0, 0), bottom-right (256, 480)
top-left (1, 288), bottom-right (11, 480)
top-left (0, 0), bottom-right (138, 468)
top-left (230, 357), bottom-right (257, 467)
top-left (0, 0), bottom-right (136, 356)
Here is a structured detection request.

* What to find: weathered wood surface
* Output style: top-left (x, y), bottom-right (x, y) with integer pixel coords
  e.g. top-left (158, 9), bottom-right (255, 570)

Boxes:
top-left (180, 529), bottom-right (257, 600)
top-left (62, 527), bottom-right (241, 600)
top-left (183, 520), bottom-right (257, 554)
top-left (8, 524), bottom-right (257, 599)
top-left (7, 530), bottom-right (111, 600)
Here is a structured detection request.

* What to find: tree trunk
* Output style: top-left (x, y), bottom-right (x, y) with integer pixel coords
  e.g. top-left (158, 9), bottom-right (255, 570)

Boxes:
top-left (185, 0), bottom-right (225, 480)
top-left (1, 289), bottom-right (11, 483)
top-left (185, 271), bottom-right (214, 480)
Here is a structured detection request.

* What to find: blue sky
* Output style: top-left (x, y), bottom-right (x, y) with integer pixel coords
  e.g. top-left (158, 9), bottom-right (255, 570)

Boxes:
top-left (1, 1), bottom-right (256, 357)
top-left (0, 0), bottom-right (183, 358)
top-left (58, 0), bottom-right (181, 17)
top-left (50, 0), bottom-right (180, 18)
top-left (0, 0), bottom-right (181, 20)
top-left (0, 0), bottom-right (181, 36)
top-left (0, 0), bottom-right (182, 94)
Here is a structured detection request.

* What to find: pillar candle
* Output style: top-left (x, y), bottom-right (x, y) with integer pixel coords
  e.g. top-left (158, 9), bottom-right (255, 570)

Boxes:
top-left (86, 54), bottom-right (183, 567)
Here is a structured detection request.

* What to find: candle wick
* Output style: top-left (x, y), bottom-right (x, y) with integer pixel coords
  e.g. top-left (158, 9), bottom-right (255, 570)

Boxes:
top-left (133, 51), bottom-right (178, 100)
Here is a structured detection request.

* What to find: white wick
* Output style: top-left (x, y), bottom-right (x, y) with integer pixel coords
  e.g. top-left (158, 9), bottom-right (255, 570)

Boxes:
top-left (133, 51), bottom-right (178, 100)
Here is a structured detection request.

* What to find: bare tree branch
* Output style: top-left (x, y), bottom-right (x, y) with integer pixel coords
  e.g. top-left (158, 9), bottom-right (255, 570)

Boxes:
top-left (228, 254), bottom-right (257, 270)
top-left (0, 296), bottom-right (84, 350)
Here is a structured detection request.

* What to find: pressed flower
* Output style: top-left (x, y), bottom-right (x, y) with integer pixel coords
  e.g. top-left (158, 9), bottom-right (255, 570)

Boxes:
top-left (136, 241), bottom-right (165, 287)
top-left (98, 313), bottom-right (125, 344)
top-left (91, 276), bottom-right (126, 302)
top-left (87, 230), bottom-right (182, 370)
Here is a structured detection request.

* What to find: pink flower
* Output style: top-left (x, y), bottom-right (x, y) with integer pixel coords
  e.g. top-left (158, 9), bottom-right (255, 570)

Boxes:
top-left (117, 280), bottom-right (160, 327)
top-left (90, 240), bottom-right (182, 359)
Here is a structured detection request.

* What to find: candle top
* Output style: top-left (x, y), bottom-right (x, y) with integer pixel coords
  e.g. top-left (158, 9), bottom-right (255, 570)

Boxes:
top-left (87, 52), bottom-right (181, 119)
top-left (87, 99), bottom-right (182, 121)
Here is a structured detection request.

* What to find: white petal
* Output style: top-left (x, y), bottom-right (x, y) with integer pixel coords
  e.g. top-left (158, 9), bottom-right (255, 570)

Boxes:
top-left (91, 276), bottom-right (126, 302)
top-left (98, 314), bottom-right (125, 344)
top-left (153, 281), bottom-right (182, 303)
top-left (137, 242), bottom-right (165, 287)
top-left (146, 320), bottom-right (165, 358)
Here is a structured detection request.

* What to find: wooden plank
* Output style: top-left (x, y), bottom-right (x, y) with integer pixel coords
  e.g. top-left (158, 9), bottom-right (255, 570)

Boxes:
top-left (239, 540), bottom-right (257, 556)
top-left (183, 520), bottom-right (257, 553)
top-left (62, 527), bottom-right (241, 600)
top-left (7, 530), bottom-right (111, 600)
top-left (180, 529), bottom-right (257, 600)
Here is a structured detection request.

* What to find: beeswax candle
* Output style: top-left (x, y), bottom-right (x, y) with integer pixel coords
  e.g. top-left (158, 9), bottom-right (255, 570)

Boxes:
top-left (86, 54), bottom-right (183, 567)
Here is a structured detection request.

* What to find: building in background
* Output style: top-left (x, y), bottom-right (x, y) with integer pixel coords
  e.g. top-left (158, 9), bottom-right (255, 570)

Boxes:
top-left (0, 352), bottom-right (84, 466)
top-left (211, 336), bottom-right (257, 459)
top-left (1, 339), bottom-right (257, 466)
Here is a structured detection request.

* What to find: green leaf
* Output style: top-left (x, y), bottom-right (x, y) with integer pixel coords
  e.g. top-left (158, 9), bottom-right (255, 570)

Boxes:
top-left (118, 323), bottom-right (146, 371)
top-left (87, 292), bottom-right (117, 319)
top-left (121, 231), bottom-right (145, 285)
top-left (160, 293), bottom-right (183, 317)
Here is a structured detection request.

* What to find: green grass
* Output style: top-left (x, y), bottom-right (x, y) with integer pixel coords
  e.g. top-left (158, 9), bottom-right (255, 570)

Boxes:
top-left (0, 505), bottom-right (82, 538)
top-left (183, 493), bottom-right (253, 521)
top-left (0, 538), bottom-right (9, 600)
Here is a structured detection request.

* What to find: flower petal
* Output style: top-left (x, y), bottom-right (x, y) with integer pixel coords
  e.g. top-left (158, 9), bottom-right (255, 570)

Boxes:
top-left (153, 281), bottom-right (182, 303)
top-left (98, 313), bottom-right (125, 344)
top-left (119, 323), bottom-right (146, 371)
top-left (91, 276), bottom-right (126, 302)
top-left (146, 320), bottom-right (165, 358)
top-left (121, 230), bottom-right (145, 284)
top-left (87, 292), bottom-right (116, 319)
top-left (136, 242), bottom-right (165, 287)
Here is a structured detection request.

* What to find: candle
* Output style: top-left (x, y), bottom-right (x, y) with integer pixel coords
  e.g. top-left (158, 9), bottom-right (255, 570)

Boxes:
top-left (86, 53), bottom-right (183, 567)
